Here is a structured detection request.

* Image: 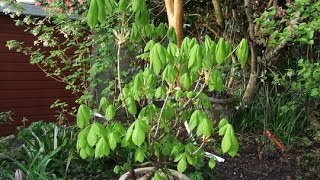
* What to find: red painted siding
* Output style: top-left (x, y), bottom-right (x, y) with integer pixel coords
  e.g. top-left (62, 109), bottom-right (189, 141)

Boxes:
top-left (0, 15), bottom-right (78, 136)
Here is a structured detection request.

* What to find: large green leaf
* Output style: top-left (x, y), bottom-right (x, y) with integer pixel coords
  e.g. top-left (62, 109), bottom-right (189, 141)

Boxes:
top-left (180, 73), bottom-right (192, 90)
top-left (144, 39), bottom-right (156, 52)
top-left (80, 149), bottom-right (88, 159)
top-left (203, 45), bottom-right (215, 69)
top-left (105, 105), bottom-right (116, 120)
top-left (87, 125), bottom-right (98, 147)
top-left (150, 43), bottom-right (166, 75)
top-left (215, 38), bottom-right (227, 64)
top-left (209, 69), bottom-right (224, 92)
top-left (189, 110), bottom-right (202, 130)
top-left (177, 155), bottom-right (187, 172)
top-left (208, 157), bottom-right (216, 169)
top-left (99, 97), bottom-right (109, 112)
top-left (221, 124), bottom-right (232, 153)
top-left (77, 104), bottom-right (91, 129)
top-left (236, 38), bottom-right (249, 68)
top-left (228, 127), bottom-right (239, 157)
top-left (104, 0), bottom-right (115, 14)
top-left (77, 126), bottom-right (90, 150)
top-left (85, 145), bottom-right (95, 157)
top-left (133, 73), bottom-right (143, 92)
top-left (132, 0), bottom-right (141, 12)
top-left (162, 65), bottom-right (177, 84)
top-left (95, 138), bottom-right (109, 158)
top-left (188, 44), bottom-right (202, 72)
top-left (126, 97), bottom-right (137, 115)
top-left (118, 0), bottom-right (128, 12)
top-left (108, 133), bottom-right (118, 150)
top-left (134, 146), bottom-right (145, 162)
top-left (196, 117), bottom-right (214, 137)
top-left (167, 27), bottom-right (177, 44)
top-left (87, 0), bottom-right (99, 29)
top-left (218, 118), bottom-right (229, 128)
top-left (132, 120), bottom-right (146, 146)
top-left (124, 122), bottom-right (135, 142)
top-left (96, 0), bottom-right (106, 23)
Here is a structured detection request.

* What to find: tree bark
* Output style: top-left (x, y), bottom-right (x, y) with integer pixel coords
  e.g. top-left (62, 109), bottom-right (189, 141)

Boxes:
top-left (212, 0), bottom-right (224, 28)
top-left (242, 0), bottom-right (258, 106)
top-left (164, 0), bottom-right (183, 48)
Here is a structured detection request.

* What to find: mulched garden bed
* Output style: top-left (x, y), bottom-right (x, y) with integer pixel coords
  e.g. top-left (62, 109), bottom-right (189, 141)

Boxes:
top-left (215, 133), bottom-right (320, 180)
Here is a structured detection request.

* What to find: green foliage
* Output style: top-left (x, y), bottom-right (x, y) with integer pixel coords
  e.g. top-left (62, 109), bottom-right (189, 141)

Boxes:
top-left (0, 122), bottom-right (76, 179)
top-left (77, 5), bottom-right (244, 172)
top-left (236, 38), bottom-right (249, 68)
top-left (234, 86), bottom-right (309, 145)
top-left (292, 59), bottom-right (320, 98)
top-left (255, 0), bottom-right (320, 46)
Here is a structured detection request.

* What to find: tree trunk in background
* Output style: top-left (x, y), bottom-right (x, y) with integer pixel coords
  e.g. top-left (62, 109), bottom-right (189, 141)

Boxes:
top-left (165, 0), bottom-right (183, 48)
top-left (212, 0), bottom-right (224, 28)
top-left (242, 0), bottom-right (259, 106)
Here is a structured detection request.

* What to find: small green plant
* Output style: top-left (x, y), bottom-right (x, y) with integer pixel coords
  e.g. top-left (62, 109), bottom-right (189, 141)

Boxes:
top-left (291, 59), bottom-right (320, 98)
top-left (0, 122), bottom-right (76, 179)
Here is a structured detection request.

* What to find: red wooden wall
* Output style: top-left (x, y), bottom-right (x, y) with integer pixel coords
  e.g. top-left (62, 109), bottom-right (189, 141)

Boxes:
top-left (0, 15), bottom-right (78, 136)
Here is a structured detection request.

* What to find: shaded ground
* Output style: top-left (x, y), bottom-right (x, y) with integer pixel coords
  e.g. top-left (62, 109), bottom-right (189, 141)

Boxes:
top-left (215, 133), bottom-right (320, 180)
top-left (1, 133), bottom-right (320, 179)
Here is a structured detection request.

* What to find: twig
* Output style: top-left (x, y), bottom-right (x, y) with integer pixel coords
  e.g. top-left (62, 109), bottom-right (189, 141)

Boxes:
top-left (153, 86), bottom-right (172, 139)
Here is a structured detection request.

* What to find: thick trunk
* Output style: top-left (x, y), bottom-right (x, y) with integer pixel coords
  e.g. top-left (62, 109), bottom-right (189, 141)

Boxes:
top-left (165, 0), bottom-right (183, 48)
top-left (242, 0), bottom-right (258, 106)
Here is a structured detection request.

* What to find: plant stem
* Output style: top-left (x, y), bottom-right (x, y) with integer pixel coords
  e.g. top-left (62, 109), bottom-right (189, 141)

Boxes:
top-left (153, 85), bottom-right (173, 139)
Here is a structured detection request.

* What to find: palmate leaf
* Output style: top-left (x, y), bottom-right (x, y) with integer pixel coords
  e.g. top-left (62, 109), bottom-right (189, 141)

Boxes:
top-left (162, 64), bottom-right (177, 84)
top-left (105, 105), bottom-right (116, 120)
top-left (236, 38), bottom-right (249, 68)
top-left (132, 120), bottom-right (147, 146)
top-left (209, 69), bottom-right (224, 92)
top-left (124, 122), bottom-right (135, 142)
top-left (177, 154), bottom-right (187, 172)
top-left (126, 97), bottom-right (137, 115)
top-left (108, 132), bottom-right (118, 150)
top-left (167, 27), bottom-right (177, 44)
top-left (221, 124), bottom-right (232, 153)
top-left (134, 146), bottom-right (146, 162)
top-left (208, 157), bottom-right (216, 169)
top-left (87, 0), bottom-right (98, 29)
top-left (189, 110), bottom-right (202, 130)
top-left (77, 104), bottom-right (90, 129)
top-left (118, 0), bottom-right (128, 12)
top-left (218, 119), bottom-right (239, 156)
top-left (99, 97), bottom-right (109, 112)
top-left (188, 44), bottom-right (202, 72)
top-left (196, 117), bottom-right (214, 137)
top-left (150, 43), bottom-right (164, 75)
top-left (77, 126), bottom-right (90, 150)
top-left (180, 73), bottom-right (191, 90)
top-left (96, 0), bottom-right (106, 23)
top-left (216, 38), bottom-right (227, 64)
top-left (228, 127), bottom-right (239, 157)
top-left (218, 118), bottom-right (229, 128)
top-left (87, 125), bottom-right (98, 147)
top-left (95, 138), bottom-right (110, 158)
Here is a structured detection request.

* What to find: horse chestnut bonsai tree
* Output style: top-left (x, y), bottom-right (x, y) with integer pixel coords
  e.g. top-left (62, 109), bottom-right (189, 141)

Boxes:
top-left (76, 0), bottom-right (248, 178)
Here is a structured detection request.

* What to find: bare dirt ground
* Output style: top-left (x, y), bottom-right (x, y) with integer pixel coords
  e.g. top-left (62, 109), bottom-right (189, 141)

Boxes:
top-left (215, 133), bottom-right (320, 180)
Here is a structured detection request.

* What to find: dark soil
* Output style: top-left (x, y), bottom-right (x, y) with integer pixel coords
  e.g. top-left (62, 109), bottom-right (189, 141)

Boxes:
top-left (2, 133), bottom-right (320, 180)
top-left (214, 133), bottom-right (320, 180)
